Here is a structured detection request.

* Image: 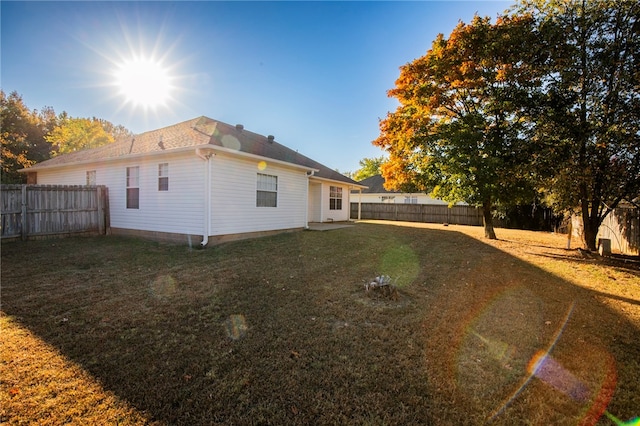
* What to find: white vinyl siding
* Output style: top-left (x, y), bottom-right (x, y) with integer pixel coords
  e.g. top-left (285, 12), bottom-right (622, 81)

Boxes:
top-left (210, 154), bottom-right (307, 235)
top-left (86, 170), bottom-right (96, 185)
top-left (36, 152), bottom-right (205, 236)
top-left (35, 151), bottom-right (312, 239)
top-left (316, 183), bottom-right (350, 222)
top-left (353, 192), bottom-right (452, 205)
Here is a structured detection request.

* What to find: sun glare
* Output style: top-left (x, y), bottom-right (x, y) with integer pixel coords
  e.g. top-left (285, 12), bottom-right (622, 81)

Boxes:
top-left (114, 56), bottom-right (173, 109)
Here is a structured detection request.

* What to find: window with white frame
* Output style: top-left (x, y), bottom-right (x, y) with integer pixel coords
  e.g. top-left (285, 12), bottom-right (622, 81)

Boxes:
top-left (126, 166), bottom-right (140, 209)
top-left (404, 195), bottom-right (418, 204)
top-left (158, 163), bottom-right (169, 191)
top-left (381, 196), bottom-right (395, 203)
top-left (86, 170), bottom-right (96, 186)
top-left (329, 186), bottom-right (342, 210)
top-left (256, 173), bottom-right (277, 207)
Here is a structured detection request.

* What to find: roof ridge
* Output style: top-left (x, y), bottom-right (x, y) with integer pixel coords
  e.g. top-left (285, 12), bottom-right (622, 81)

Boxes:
top-left (129, 116), bottom-right (205, 138)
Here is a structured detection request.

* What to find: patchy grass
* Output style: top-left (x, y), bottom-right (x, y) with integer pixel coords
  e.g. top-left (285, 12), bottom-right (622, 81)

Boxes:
top-left (1, 222), bottom-right (639, 425)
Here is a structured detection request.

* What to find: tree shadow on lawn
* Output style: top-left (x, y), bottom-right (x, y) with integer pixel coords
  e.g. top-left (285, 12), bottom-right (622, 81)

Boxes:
top-left (1, 225), bottom-right (639, 425)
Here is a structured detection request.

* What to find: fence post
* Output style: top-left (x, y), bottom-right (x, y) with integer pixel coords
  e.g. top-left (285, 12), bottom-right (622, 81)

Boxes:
top-left (104, 187), bottom-right (111, 234)
top-left (97, 185), bottom-right (105, 235)
top-left (20, 185), bottom-right (27, 241)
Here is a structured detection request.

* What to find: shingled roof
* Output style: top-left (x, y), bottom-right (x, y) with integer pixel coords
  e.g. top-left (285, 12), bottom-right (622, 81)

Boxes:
top-left (356, 174), bottom-right (399, 193)
top-left (24, 116), bottom-right (361, 186)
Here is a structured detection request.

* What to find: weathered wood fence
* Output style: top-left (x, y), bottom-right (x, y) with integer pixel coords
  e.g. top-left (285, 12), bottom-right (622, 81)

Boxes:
top-left (571, 206), bottom-right (640, 256)
top-left (350, 202), bottom-right (486, 226)
top-left (353, 202), bottom-right (639, 256)
top-left (1, 185), bottom-right (109, 241)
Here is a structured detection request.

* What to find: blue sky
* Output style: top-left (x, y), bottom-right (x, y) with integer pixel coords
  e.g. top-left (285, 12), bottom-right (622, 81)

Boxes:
top-left (1, 1), bottom-right (512, 174)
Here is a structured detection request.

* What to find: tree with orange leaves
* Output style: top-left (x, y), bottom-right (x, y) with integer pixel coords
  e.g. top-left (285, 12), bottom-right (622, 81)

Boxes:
top-left (374, 14), bottom-right (541, 239)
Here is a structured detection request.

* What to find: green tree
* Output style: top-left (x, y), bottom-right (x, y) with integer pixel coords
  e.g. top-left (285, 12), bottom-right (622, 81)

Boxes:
top-left (374, 15), bottom-right (539, 239)
top-left (519, 0), bottom-right (640, 250)
top-left (99, 118), bottom-right (133, 141)
top-left (0, 91), bottom-right (56, 183)
top-left (352, 156), bottom-right (386, 182)
top-left (46, 117), bottom-right (126, 155)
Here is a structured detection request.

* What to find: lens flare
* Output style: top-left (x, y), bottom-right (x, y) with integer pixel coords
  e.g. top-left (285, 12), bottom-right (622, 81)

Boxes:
top-left (380, 243), bottom-right (419, 287)
top-left (221, 135), bottom-right (241, 151)
top-left (257, 161), bottom-right (267, 171)
top-left (605, 413), bottom-right (640, 426)
top-left (149, 274), bottom-right (177, 299)
top-left (471, 331), bottom-right (517, 365)
top-left (225, 314), bottom-right (248, 340)
top-left (527, 351), bottom-right (591, 403)
top-left (487, 300), bottom-right (574, 419)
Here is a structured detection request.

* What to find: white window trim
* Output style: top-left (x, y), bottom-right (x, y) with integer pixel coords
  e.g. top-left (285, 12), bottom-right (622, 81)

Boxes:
top-left (158, 163), bottom-right (169, 191)
top-left (329, 186), bottom-right (343, 210)
top-left (256, 173), bottom-right (278, 208)
top-left (126, 166), bottom-right (140, 209)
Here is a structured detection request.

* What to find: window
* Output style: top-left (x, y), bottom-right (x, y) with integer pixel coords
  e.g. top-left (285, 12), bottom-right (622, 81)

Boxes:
top-left (126, 166), bottom-right (139, 209)
top-left (256, 173), bottom-right (277, 207)
top-left (86, 170), bottom-right (96, 186)
top-left (158, 163), bottom-right (169, 191)
top-left (330, 186), bottom-right (342, 210)
top-left (404, 196), bottom-right (418, 204)
top-left (381, 196), bottom-right (395, 203)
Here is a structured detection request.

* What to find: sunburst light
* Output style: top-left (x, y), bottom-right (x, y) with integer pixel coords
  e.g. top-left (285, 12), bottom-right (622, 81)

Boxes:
top-left (113, 55), bottom-right (174, 110)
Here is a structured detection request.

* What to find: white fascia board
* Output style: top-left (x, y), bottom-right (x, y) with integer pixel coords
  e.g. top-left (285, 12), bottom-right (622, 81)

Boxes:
top-left (309, 175), bottom-right (367, 190)
top-left (18, 145), bottom-right (200, 173)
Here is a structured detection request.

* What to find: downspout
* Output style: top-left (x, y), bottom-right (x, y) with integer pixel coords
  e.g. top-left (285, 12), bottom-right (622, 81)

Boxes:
top-left (196, 148), bottom-right (214, 247)
top-left (358, 188), bottom-right (362, 221)
top-left (319, 180), bottom-right (324, 223)
top-left (305, 170), bottom-right (315, 228)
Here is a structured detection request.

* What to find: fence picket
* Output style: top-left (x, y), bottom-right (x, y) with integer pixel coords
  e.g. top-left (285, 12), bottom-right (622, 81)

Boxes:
top-left (1, 185), bottom-right (109, 240)
top-left (351, 202), bottom-right (485, 226)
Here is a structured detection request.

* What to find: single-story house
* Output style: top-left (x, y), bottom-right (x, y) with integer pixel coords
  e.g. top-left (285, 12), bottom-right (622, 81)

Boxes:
top-left (352, 174), bottom-right (451, 205)
top-left (21, 116), bottom-right (366, 246)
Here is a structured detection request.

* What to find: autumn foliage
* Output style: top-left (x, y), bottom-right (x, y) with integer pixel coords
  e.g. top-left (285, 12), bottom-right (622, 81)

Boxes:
top-left (374, 15), bottom-right (539, 239)
top-left (374, 1), bottom-right (639, 248)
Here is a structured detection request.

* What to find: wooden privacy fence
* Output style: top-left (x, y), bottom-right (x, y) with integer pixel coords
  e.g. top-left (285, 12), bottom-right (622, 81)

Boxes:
top-left (1, 185), bottom-right (109, 241)
top-left (571, 206), bottom-right (639, 256)
top-left (350, 202), bottom-right (486, 226)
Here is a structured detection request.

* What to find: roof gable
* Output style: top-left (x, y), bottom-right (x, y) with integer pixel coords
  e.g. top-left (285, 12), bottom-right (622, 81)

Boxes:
top-left (25, 116), bottom-right (360, 186)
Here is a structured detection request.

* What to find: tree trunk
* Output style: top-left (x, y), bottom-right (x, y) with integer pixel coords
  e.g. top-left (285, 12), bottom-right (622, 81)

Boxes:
top-left (482, 199), bottom-right (497, 240)
top-left (581, 202), bottom-right (599, 251)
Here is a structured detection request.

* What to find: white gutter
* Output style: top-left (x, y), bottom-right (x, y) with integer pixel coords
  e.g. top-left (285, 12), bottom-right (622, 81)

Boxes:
top-left (195, 148), bottom-right (215, 247)
top-left (308, 174), bottom-right (367, 189)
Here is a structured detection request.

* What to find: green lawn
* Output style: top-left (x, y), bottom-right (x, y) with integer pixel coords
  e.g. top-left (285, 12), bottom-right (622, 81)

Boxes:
top-left (1, 222), bottom-right (639, 425)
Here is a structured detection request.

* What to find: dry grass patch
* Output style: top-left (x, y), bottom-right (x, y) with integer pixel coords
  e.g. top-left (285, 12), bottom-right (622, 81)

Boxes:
top-left (0, 315), bottom-right (151, 425)
top-left (1, 223), bottom-right (639, 425)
